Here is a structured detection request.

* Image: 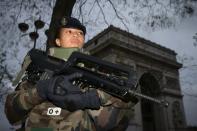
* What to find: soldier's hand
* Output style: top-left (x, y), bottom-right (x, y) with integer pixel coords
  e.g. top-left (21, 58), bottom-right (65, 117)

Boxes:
top-left (36, 73), bottom-right (101, 111)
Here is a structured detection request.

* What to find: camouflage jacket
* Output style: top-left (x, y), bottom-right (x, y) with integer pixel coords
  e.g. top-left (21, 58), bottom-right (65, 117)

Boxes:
top-left (5, 48), bottom-right (136, 131)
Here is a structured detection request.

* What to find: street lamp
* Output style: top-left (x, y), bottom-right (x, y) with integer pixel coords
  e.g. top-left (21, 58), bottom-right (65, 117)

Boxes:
top-left (18, 19), bottom-right (45, 49)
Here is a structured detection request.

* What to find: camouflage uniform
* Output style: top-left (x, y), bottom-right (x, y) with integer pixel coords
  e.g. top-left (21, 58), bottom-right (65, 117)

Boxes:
top-left (5, 48), bottom-right (136, 131)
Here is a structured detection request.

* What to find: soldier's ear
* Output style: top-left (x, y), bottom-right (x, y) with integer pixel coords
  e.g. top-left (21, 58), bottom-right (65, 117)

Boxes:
top-left (55, 38), bottom-right (61, 47)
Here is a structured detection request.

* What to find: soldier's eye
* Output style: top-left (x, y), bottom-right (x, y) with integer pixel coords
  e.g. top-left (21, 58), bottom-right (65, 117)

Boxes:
top-left (78, 32), bottom-right (84, 36)
top-left (67, 30), bottom-right (72, 34)
top-left (65, 30), bottom-right (72, 34)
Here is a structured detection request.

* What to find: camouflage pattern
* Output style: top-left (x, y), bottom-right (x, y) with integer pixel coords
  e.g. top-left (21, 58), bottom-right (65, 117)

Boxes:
top-left (5, 48), bottom-right (136, 131)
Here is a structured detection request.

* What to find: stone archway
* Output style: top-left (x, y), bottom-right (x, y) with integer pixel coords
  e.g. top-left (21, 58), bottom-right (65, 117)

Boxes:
top-left (84, 25), bottom-right (186, 131)
top-left (139, 72), bottom-right (161, 131)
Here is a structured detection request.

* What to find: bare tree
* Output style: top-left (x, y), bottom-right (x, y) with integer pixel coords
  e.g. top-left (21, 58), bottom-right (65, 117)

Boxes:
top-left (46, 0), bottom-right (197, 46)
top-left (0, 0), bottom-right (55, 103)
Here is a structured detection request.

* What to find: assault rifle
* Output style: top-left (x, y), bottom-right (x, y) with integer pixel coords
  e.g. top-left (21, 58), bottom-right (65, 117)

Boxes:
top-left (13, 49), bottom-right (168, 107)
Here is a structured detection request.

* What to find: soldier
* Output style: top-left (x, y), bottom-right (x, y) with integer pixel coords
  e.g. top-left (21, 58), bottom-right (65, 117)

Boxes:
top-left (5, 16), bottom-right (138, 131)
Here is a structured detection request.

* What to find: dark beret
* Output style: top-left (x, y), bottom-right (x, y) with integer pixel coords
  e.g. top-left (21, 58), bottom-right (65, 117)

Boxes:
top-left (57, 16), bottom-right (86, 35)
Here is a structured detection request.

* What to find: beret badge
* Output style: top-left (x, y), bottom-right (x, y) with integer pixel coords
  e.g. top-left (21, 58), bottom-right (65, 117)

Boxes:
top-left (60, 17), bottom-right (68, 26)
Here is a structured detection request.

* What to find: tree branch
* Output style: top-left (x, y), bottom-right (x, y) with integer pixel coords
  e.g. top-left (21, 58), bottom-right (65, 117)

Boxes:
top-left (88, 0), bottom-right (96, 16)
top-left (107, 0), bottom-right (129, 31)
top-left (96, 0), bottom-right (109, 26)
top-left (78, 0), bottom-right (88, 23)
top-left (16, 0), bottom-right (25, 21)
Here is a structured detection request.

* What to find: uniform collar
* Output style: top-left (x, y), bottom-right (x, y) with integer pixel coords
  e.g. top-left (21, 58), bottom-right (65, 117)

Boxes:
top-left (49, 47), bottom-right (80, 61)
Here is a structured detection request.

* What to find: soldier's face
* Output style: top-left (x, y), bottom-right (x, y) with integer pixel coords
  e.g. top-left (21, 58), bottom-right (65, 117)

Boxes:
top-left (55, 28), bottom-right (85, 48)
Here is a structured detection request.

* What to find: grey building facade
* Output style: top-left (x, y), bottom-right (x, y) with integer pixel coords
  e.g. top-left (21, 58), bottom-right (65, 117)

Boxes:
top-left (84, 25), bottom-right (187, 131)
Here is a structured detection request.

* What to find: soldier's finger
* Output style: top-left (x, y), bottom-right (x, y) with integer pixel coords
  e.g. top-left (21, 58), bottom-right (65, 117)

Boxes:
top-left (68, 73), bottom-right (83, 80)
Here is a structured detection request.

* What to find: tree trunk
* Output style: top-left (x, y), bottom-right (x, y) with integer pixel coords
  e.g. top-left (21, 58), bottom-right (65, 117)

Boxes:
top-left (47, 0), bottom-right (76, 50)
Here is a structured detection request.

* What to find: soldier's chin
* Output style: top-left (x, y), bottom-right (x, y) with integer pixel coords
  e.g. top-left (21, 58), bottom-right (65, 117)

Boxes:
top-left (70, 43), bottom-right (83, 48)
